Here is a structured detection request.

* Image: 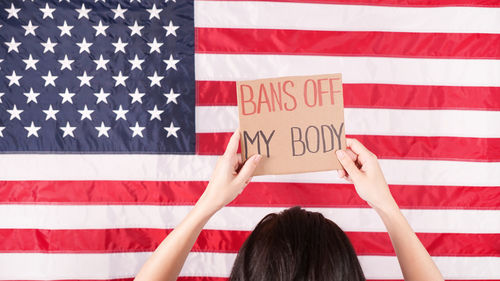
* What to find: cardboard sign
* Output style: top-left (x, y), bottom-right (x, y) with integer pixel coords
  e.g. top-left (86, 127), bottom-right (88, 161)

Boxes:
top-left (237, 73), bottom-right (346, 175)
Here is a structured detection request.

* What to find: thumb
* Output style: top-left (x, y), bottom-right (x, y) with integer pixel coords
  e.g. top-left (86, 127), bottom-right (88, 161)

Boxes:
top-left (236, 154), bottom-right (262, 185)
top-left (336, 150), bottom-right (362, 180)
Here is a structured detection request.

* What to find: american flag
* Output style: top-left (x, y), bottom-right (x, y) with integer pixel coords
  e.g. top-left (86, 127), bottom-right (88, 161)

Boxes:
top-left (1, 0), bottom-right (499, 280)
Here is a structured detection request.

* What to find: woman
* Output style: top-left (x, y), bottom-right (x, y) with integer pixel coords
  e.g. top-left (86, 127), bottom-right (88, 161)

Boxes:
top-left (134, 129), bottom-right (444, 281)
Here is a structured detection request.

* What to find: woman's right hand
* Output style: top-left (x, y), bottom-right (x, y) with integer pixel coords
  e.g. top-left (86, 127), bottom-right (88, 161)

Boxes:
top-left (336, 138), bottom-right (397, 212)
top-left (337, 139), bottom-right (445, 281)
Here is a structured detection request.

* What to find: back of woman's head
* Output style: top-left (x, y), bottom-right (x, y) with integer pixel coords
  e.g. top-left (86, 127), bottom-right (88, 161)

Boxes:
top-left (229, 206), bottom-right (365, 281)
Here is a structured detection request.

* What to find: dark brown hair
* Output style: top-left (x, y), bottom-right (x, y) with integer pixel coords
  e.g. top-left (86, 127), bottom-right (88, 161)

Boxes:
top-left (229, 206), bottom-right (366, 281)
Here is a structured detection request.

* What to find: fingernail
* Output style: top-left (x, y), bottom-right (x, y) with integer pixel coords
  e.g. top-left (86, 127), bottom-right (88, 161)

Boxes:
top-left (254, 154), bottom-right (262, 162)
top-left (336, 150), bottom-right (344, 159)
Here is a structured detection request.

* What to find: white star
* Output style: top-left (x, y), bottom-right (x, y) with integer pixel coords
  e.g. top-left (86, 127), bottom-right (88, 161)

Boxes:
top-left (112, 37), bottom-right (127, 53)
top-left (57, 21), bottom-right (73, 37)
top-left (147, 38), bottom-right (163, 54)
top-left (129, 54), bottom-right (144, 70)
top-left (58, 54), bottom-right (74, 71)
top-left (22, 20), bottom-right (39, 36)
top-left (93, 20), bottom-right (109, 36)
top-left (42, 71), bottom-right (58, 87)
top-left (0, 127), bottom-right (4, 137)
top-left (77, 38), bottom-right (92, 54)
top-left (60, 122), bottom-right (76, 138)
top-left (111, 4), bottom-right (127, 19)
top-left (5, 37), bottom-right (21, 53)
top-left (7, 105), bottom-right (23, 120)
top-left (164, 88), bottom-right (180, 104)
top-left (95, 122), bottom-right (111, 138)
top-left (128, 20), bottom-right (143, 36)
top-left (5, 3), bottom-right (21, 19)
top-left (113, 71), bottom-right (128, 87)
top-left (93, 54), bottom-right (109, 70)
top-left (40, 3), bottom-right (56, 19)
top-left (148, 71), bottom-right (163, 87)
top-left (163, 21), bottom-right (179, 37)
top-left (59, 88), bottom-right (75, 104)
top-left (0, 59), bottom-right (3, 70)
top-left (23, 54), bottom-right (39, 70)
top-left (163, 55), bottom-right (180, 71)
top-left (75, 3), bottom-right (91, 19)
top-left (148, 105), bottom-right (164, 121)
top-left (25, 122), bottom-right (41, 138)
top-left (41, 38), bottom-right (57, 53)
top-left (43, 105), bottom-right (59, 120)
top-left (78, 105), bottom-right (94, 120)
top-left (129, 88), bottom-right (145, 104)
top-left (129, 122), bottom-right (145, 138)
top-left (0, 92), bottom-right (4, 103)
top-left (113, 105), bottom-right (129, 120)
top-left (77, 71), bottom-right (93, 87)
top-left (147, 4), bottom-right (162, 20)
top-left (6, 71), bottom-right (22, 87)
top-left (24, 88), bottom-right (40, 104)
top-left (94, 88), bottom-right (110, 104)
top-left (163, 122), bottom-right (180, 138)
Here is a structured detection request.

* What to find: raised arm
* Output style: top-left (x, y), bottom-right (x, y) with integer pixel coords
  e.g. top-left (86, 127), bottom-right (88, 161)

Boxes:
top-left (336, 138), bottom-right (444, 281)
top-left (134, 129), bottom-right (261, 281)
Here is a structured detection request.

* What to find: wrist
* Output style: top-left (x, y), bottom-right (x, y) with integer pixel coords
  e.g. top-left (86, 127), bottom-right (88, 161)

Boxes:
top-left (196, 189), bottom-right (223, 216)
top-left (372, 197), bottom-right (399, 218)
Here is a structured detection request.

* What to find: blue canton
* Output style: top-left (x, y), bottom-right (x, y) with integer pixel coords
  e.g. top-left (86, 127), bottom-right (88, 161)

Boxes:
top-left (0, 0), bottom-right (195, 153)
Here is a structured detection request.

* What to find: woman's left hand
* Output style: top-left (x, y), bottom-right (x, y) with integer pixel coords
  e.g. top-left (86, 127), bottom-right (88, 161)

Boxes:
top-left (199, 128), bottom-right (262, 212)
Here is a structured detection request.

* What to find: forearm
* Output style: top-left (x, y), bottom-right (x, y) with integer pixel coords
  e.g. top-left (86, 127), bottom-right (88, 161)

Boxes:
top-left (375, 201), bottom-right (443, 281)
top-left (133, 129), bottom-right (260, 281)
top-left (134, 196), bottom-right (218, 281)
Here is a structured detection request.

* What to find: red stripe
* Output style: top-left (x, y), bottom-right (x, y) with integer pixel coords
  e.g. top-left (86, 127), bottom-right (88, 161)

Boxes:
top-left (196, 28), bottom-right (500, 59)
top-left (196, 80), bottom-right (500, 111)
top-left (1, 181), bottom-right (499, 209)
top-left (1, 228), bottom-right (498, 256)
top-left (197, 132), bottom-right (500, 162)
top-left (196, 0), bottom-right (500, 7)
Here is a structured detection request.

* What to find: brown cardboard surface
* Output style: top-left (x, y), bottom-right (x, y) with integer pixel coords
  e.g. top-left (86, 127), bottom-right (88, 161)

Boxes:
top-left (237, 73), bottom-right (346, 176)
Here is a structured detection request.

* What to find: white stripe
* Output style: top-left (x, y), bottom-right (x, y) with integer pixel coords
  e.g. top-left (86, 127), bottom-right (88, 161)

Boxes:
top-left (0, 252), bottom-right (498, 279)
top-left (195, 54), bottom-right (500, 87)
top-left (196, 106), bottom-right (500, 138)
top-left (0, 154), bottom-right (217, 181)
top-left (1, 205), bottom-right (499, 233)
top-left (0, 154), bottom-right (500, 186)
top-left (195, 1), bottom-right (500, 34)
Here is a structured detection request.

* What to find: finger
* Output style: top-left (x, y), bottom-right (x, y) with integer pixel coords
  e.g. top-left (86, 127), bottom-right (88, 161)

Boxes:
top-left (344, 175), bottom-right (353, 183)
top-left (346, 138), bottom-right (374, 164)
top-left (237, 153), bottom-right (242, 163)
top-left (337, 169), bottom-right (344, 178)
top-left (233, 153), bottom-right (243, 174)
top-left (336, 150), bottom-right (362, 180)
top-left (346, 148), bottom-right (357, 162)
top-left (236, 154), bottom-right (262, 184)
top-left (337, 150), bottom-right (355, 179)
top-left (224, 128), bottom-right (241, 157)
top-left (340, 173), bottom-right (352, 183)
top-left (243, 177), bottom-right (253, 187)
